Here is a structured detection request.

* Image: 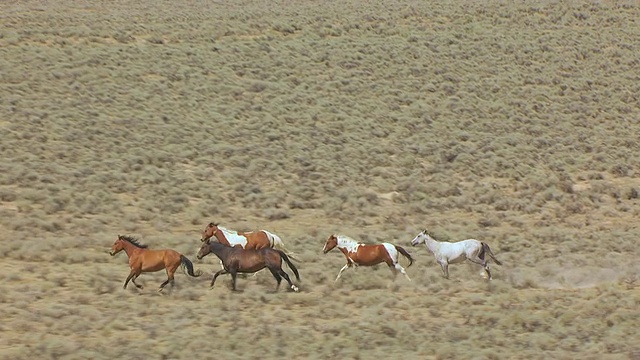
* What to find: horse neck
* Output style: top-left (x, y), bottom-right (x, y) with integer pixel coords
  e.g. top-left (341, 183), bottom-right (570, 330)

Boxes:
top-left (422, 234), bottom-right (440, 252)
top-left (120, 241), bottom-right (141, 258)
top-left (209, 243), bottom-right (229, 259)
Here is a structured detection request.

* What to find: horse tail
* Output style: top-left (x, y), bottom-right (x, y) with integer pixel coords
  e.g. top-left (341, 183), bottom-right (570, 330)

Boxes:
top-left (266, 231), bottom-right (301, 262)
top-left (394, 245), bottom-right (414, 268)
top-left (276, 250), bottom-right (301, 282)
top-left (481, 242), bottom-right (502, 266)
top-left (180, 255), bottom-right (203, 277)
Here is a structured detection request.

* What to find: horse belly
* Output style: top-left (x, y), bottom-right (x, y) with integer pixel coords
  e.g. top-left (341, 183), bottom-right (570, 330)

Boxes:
top-left (235, 255), bottom-right (267, 273)
top-left (238, 264), bottom-right (266, 273)
top-left (355, 247), bottom-right (386, 266)
top-left (142, 262), bottom-right (165, 272)
top-left (447, 255), bottom-right (467, 264)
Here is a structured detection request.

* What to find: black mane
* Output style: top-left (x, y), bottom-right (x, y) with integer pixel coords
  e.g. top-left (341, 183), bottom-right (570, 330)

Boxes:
top-left (119, 235), bottom-right (148, 248)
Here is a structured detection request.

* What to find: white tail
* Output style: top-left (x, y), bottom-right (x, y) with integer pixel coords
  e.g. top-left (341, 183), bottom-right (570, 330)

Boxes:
top-left (264, 230), bottom-right (301, 262)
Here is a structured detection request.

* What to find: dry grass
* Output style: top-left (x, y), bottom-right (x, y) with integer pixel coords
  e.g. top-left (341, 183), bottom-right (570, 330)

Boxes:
top-left (1, 0), bottom-right (640, 358)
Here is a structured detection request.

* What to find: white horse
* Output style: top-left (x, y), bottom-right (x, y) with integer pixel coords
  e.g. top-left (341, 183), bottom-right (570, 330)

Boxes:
top-left (410, 229), bottom-right (502, 280)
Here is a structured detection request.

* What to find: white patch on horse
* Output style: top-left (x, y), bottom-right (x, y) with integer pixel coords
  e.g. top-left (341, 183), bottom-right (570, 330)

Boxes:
top-left (336, 235), bottom-right (360, 253)
top-left (381, 242), bottom-right (398, 262)
top-left (218, 226), bottom-right (248, 248)
top-left (382, 242), bottom-right (411, 281)
top-left (336, 235), bottom-right (361, 263)
top-left (262, 230), bottom-right (278, 248)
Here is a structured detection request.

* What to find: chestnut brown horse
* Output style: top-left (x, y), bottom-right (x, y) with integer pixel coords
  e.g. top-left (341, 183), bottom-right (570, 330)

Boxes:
top-left (197, 241), bottom-right (300, 292)
top-left (323, 234), bottom-right (413, 282)
top-left (200, 222), bottom-right (298, 261)
top-left (109, 235), bottom-right (202, 292)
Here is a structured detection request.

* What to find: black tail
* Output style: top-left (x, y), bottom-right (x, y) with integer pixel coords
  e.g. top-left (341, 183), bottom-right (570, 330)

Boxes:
top-left (276, 250), bottom-right (301, 281)
top-left (180, 255), bottom-right (203, 277)
top-left (395, 245), bottom-right (414, 267)
top-left (481, 243), bottom-right (502, 266)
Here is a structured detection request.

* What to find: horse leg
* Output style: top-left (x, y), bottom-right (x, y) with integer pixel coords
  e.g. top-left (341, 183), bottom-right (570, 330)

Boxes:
top-left (334, 263), bottom-right (351, 282)
top-left (268, 267), bottom-right (283, 292)
top-left (123, 269), bottom-right (141, 289)
top-left (131, 274), bottom-right (143, 289)
top-left (230, 268), bottom-right (238, 291)
top-left (438, 261), bottom-right (449, 279)
top-left (159, 268), bottom-right (176, 293)
top-left (394, 263), bottom-right (411, 282)
top-left (211, 269), bottom-right (228, 288)
top-left (159, 278), bottom-right (170, 292)
top-left (484, 264), bottom-right (492, 281)
top-left (278, 269), bottom-right (299, 292)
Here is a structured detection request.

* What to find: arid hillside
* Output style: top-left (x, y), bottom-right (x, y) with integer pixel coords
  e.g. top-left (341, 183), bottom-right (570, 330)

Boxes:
top-left (1, 0), bottom-right (639, 359)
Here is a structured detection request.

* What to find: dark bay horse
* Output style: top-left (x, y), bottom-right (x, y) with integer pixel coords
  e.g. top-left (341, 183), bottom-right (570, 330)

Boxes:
top-left (197, 241), bottom-right (300, 292)
top-left (109, 235), bottom-right (202, 292)
top-left (200, 222), bottom-right (299, 261)
top-left (323, 234), bottom-right (414, 282)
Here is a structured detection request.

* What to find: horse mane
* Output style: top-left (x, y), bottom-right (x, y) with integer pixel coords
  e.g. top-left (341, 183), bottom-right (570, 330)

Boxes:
top-left (120, 235), bottom-right (148, 248)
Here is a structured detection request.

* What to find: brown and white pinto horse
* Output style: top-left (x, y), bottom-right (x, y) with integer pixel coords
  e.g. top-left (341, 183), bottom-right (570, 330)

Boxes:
top-left (200, 223), bottom-right (298, 261)
top-left (322, 234), bottom-right (413, 282)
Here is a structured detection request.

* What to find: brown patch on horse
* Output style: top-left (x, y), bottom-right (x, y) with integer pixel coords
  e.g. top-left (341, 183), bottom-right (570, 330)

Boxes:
top-left (353, 244), bottom-right (390, 266)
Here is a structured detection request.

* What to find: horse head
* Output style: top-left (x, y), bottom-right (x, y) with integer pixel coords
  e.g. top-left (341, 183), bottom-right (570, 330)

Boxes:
top-left (109, 235), bottom-right (125, 256)
top-left (410, 230), bottom-right (429, 246)
top-left (196, 242), bottom-right (211, 260)
top-left (201, 222), bottom-right (219, 242)
top-left (323, 234), bottom-right (338, 254)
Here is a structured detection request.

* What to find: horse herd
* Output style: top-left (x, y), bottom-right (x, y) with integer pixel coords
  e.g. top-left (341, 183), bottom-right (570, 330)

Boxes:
top-left (108, 222), bottom-right (503, 293)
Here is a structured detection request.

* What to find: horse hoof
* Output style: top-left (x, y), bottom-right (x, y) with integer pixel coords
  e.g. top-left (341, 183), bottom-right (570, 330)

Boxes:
top-left (291, 285), bottom-right (299, 292)
top-left (158, 288), bottom-right (164, 292)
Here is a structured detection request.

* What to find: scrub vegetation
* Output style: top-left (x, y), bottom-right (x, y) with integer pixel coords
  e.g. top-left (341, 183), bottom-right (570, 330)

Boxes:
top-left (1, 0), bottom-right (639, 359)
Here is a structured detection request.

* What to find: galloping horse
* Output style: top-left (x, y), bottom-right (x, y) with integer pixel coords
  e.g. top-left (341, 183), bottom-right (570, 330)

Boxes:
top-left (200, 222), bottom-right (298, 260)
top-left (197, 241), bottom-right (300, 292)
top-left (322, 234), bottom-right (413, 282)
top-left (410, 229), bottom-right (502, 280)
top-left (109, 235), bottom-right (202, 292)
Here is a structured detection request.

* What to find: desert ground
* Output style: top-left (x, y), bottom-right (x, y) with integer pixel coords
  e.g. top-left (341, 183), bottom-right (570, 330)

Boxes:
top-left (1, 0), bottom-right (639, 359)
